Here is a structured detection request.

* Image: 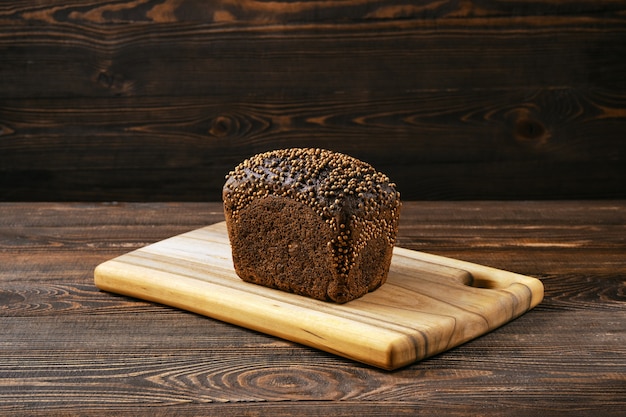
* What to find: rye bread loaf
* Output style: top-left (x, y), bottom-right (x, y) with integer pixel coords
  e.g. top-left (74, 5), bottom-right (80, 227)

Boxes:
top-left (223, 148), bottom-right (401, 303)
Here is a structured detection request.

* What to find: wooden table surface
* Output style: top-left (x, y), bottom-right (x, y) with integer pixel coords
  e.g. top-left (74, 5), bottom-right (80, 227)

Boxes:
top-left (1, 201), bottom-right (624, 416)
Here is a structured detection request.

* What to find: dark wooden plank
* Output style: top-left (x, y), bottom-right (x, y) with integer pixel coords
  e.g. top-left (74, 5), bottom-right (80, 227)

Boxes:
top-left (0, 288), bottom-right (624, 415)
top-left (1, 201), bottom-right (625, 415)
top-left (1, 1), bottom-right (625, 200)
top-left (1, 1), bottom-right (625, 98)
top-left (0, 202), bottom-right (224, 282)
top-left (2, 87), bottom-right (625, 200)
top-left (398, 201), bottom-right (626, 273)
top-left (2, 201), bottom-right (624, 282)
top-left (2, 24), bottom-right (625, 98)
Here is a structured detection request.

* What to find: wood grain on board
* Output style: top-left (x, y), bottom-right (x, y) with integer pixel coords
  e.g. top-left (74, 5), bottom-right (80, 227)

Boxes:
top-left (94, 221), bottom-right (543, 370)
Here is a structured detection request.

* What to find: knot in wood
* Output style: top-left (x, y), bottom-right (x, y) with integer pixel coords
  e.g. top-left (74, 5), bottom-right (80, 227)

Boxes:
top-left (514, 118), bottom-right (550, 148)
top-left (209, 115), bottom-right (233, 137)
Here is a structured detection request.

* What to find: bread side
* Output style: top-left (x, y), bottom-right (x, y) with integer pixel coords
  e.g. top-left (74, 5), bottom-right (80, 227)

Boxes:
top-left (223, 148), bottom-right (401, 303)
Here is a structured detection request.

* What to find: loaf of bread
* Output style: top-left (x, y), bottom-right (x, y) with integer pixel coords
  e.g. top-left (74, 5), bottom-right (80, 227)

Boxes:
top-left (223, 148), bottom-right (401, 303)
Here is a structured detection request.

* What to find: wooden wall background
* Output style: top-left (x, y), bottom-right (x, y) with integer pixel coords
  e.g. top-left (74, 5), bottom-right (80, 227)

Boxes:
top-left (1, 0), bottom-right (625, 201)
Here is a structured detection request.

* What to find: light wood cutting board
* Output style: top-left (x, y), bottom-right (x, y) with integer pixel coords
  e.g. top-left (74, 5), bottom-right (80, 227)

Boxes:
top-left (94, 221), bottom-right (543, 370)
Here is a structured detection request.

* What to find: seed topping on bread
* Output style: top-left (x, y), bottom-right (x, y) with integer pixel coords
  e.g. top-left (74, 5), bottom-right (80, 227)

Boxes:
top-left (223, 148), bottom-right (400, 283)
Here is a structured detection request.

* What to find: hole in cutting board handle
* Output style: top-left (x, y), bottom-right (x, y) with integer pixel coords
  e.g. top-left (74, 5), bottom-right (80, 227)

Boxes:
top-left (458, 268), bottom-right (514, 290)
top-left (423, 262), bottom-right (511, 290)
top-left (467, 276), bottom-right (505, 289)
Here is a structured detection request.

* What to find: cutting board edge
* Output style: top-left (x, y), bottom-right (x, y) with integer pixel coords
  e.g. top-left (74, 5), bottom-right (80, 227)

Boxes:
top-left (392, 245), bottom-right (544, 310)
top-left (94, 259), bottom-right (410, 370)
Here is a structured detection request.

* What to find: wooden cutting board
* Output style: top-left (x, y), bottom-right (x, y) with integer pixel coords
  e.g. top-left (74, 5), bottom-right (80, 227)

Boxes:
top-left (94, 221), bottom-right (543, 370)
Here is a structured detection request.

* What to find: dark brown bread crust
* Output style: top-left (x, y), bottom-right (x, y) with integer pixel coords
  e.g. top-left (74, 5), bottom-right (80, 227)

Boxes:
top-left (223, 148), bottom-right (401, 303)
